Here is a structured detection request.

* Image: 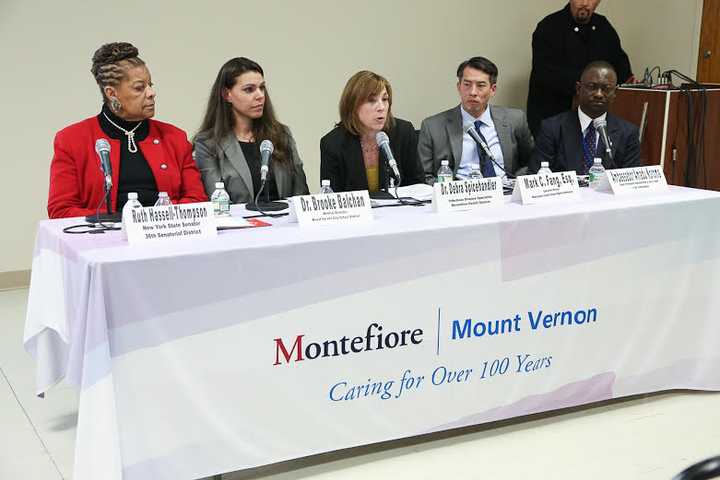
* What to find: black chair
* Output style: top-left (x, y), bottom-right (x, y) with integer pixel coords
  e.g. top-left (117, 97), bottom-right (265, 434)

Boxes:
top-left (673, 456), bottom-right (720, 480)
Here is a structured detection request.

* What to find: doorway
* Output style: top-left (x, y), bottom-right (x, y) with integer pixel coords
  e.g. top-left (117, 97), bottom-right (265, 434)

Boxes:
top-left (697, 0), bottom-right (720, 83)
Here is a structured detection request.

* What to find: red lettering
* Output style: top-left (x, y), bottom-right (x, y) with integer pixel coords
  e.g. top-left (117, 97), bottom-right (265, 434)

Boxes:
top-left (274, 335), bottom-right (305, 365)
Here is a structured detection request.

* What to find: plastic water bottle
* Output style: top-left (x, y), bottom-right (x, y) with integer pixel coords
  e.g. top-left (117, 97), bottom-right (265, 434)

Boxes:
top-left (121, 192), bottom-right (143, 237)
top-left (538, 161), bottom-right (552, 175)
top-left (154, 191), bottom-right (171, 207)
top-left (319, 179), bottom-right (333, 194)
top-left (468, 167), bottom-right (483, 180)
top-left (211, 181), bottom-right (230, 216)
top-left (122, 192), bottom-right (142, 218)
top-left (588, 158), bottom-right (606, 189)
top-left (437, 160), bottom-right (453, 183)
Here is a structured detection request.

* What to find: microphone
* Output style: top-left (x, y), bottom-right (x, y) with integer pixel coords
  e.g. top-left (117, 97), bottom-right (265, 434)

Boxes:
top-left (593, 118), bottom-right (614, 163)
top-left (464, 123), bottom-right (494, 160)
top-left (95, 138), bottom-right (112, 190)
top-left (375, 131), bottom-right (401, 184)
top-left (259, 139), bottom-right (274, 183)
top-left (246, 139), bottom-right (286, 213)
top-left (463, 122), bottom-right (514, 179)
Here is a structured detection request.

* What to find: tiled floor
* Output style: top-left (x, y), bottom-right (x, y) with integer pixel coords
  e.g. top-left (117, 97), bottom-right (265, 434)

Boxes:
top-left (3, 287), bottom-right (719, 480)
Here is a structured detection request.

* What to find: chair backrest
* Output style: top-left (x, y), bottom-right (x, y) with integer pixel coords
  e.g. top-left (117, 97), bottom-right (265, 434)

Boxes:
top-left (673, 456), bottom-right (720, 480)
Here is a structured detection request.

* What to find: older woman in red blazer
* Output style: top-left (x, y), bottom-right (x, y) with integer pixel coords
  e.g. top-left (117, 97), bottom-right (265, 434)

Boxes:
top-left (47, 42), bottom-right (207, 219)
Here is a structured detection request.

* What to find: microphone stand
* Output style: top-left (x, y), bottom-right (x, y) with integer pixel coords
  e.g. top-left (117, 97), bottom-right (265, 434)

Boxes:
top-left (83, 179), bottom-right (121, 227)
top-left (370, 159), bottom-right (396, 200)
top-left (246, 178), bottom-right (288, 214)
top-left (472, 134), bottom-right (516, 179)
top-left (595, 124), bottom-right (614, 165)
top-left (104, 177), bottom-right (112, 215)
top-left (375, 154), bottom-right (423, 206)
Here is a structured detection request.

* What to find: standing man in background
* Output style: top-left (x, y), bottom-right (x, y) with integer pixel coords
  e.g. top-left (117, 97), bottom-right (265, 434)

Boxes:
top-left (527, 0), bottom-right (633, 137)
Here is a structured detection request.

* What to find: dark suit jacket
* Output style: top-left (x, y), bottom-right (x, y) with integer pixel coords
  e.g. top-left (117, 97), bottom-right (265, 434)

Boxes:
top-left (526, 4), bottom-right (632, 136)
top-left (529, 110), bottom-right (640, 174)
top-left (319, 118), bottom-right (424, 192)
top-left (193, 127), bottom-right (309, 204)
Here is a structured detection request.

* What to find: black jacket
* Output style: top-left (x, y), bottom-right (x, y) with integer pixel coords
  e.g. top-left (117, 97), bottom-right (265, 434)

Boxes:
top-left (319, 118), bottom-right (424, 192)
top-left (527, 4), bottom-right (632, 136)
top-left (529, 110), bottom-right (640, 174)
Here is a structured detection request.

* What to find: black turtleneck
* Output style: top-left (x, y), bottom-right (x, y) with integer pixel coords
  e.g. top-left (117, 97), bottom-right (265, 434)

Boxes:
top-left (98, 104), bottom-right (158, 208)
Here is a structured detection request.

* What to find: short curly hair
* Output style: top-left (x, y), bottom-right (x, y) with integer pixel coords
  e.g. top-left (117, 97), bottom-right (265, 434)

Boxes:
top-left (90, 42), bottom-right (145, 102)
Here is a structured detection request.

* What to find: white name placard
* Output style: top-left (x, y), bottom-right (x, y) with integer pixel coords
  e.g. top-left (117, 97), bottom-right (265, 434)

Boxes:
top-left (290, 190), bottom-right (373, 227)
top-left (606, 166), bottom-right (668, 195)
top-left (123, 203), bottom-right (217, 245)
top-left (432, 178), bottom-right (503, 213)
top-left (512, 171), bottom-right (580, 205)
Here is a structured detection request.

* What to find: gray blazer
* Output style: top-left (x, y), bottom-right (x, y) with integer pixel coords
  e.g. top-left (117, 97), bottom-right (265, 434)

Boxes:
top-left (418, 105), bottom-right (534, 184)
top-left (193, 128), bottom-right (309, 204)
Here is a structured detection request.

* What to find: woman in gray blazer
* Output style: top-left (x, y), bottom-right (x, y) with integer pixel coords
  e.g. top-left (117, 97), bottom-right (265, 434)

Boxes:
top-left (194, 57), bottom-right (309, 204)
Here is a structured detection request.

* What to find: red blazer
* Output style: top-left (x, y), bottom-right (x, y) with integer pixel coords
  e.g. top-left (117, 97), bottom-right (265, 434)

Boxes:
top-left (48, 116), bottom-right (208, 219)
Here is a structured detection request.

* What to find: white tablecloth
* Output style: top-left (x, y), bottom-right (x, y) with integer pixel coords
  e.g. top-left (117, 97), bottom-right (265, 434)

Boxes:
top-left (24, 187), bottom-right (720, 480)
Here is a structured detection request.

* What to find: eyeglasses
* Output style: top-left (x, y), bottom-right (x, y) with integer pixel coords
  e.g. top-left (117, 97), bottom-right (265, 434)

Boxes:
top-left (580, 82), bottom-right (617, 94)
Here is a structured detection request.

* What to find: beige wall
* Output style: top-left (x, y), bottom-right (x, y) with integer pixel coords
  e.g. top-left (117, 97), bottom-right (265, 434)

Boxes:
top-left (603, 0), bottom-right (703, 79)
top-left (0, 0), bottom-right (703, 273)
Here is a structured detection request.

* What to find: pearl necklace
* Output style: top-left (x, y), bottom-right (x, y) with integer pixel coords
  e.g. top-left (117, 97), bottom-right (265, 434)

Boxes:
top-left (102, 113), bottom-right (143, 153)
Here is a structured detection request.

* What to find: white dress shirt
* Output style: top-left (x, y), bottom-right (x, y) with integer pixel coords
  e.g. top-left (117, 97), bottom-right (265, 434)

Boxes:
top-left (578, 107), bottom-right (606, 149)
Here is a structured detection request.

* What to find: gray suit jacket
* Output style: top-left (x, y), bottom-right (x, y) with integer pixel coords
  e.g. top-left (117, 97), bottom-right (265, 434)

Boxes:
top-left (193, 127), bottom-right (309, 204)
top-left (418, 105), bottom-right (534, 184)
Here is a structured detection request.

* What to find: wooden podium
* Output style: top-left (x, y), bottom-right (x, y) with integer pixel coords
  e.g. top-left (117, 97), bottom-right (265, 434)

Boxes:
top-left (609, 87), bottom-right (720, 190)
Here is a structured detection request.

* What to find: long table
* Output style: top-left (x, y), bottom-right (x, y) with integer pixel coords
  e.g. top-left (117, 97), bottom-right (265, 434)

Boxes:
top-left (24, 187), bottom-right (720, 480)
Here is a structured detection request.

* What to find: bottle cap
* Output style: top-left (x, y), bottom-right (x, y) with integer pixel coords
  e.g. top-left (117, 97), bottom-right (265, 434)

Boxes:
top-left (540, 161), bottom-right (549, 167)
top-left (215, 182), bottom-right (225, 189)
top-left (159, 191), bottom-right (168, 197)
top-left (321, 179), bottom-right (331, 186)
top-left (127, 192), bottom-right (138, 200)
top-left (441, 160), bottom-right (449, 166)
top-left (594, 158), bottom-right (602, 164)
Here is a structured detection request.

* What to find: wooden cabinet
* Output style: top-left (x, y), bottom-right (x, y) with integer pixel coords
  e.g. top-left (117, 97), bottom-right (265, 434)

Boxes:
top-left (610, 87), bottom-right (720, 190)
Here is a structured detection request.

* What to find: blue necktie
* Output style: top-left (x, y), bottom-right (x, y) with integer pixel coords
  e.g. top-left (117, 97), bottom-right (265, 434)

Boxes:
top-left (474, 120), bottom-right (496, 178)
top-left (582, 124), bottom-right (597, 173)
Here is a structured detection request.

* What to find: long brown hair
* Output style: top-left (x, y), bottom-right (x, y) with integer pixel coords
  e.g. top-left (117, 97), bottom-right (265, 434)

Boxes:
top-left (338, 70), bottom-right (395, 136)
top-left (196, 57), bottom-right (290, 167)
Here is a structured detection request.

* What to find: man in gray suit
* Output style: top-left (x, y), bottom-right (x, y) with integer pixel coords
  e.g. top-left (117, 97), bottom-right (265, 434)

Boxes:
top-left (419, 57), bottom-right (534, 184)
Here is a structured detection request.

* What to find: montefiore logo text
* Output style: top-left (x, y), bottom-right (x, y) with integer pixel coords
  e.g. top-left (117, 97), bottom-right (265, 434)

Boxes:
top-left (273, 323), bottom-right (423, 366)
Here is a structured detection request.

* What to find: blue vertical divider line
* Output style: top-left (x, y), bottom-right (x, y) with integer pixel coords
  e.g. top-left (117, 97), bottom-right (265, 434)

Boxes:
top-left (436, 307), bottom-right (441, 356)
